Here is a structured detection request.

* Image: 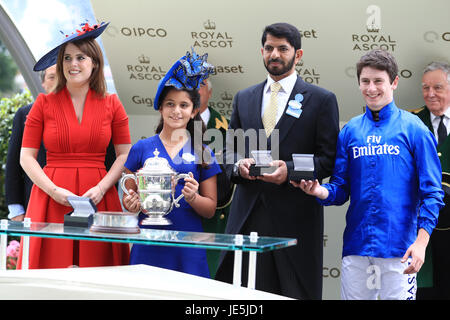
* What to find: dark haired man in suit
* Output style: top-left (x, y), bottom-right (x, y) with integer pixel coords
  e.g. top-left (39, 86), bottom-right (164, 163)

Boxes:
top-left (215, 22), bottom-right (340, 299)
top-left (5, 65), bottom-right (56, 221)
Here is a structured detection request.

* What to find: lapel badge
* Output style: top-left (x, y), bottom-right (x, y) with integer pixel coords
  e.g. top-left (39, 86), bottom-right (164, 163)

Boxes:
top-left (182, 153), bottom-right (196, 162)
top-left (286, 93), bottom-right (304, 118)
top-left (295, 93), bottom-right (304, 103)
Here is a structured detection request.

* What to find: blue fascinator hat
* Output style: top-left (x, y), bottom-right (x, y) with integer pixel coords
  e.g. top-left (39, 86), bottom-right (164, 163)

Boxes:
top-left (154, 48), bottom-right (214, 110)
top-left (33, 21), bottom-right (109, 71)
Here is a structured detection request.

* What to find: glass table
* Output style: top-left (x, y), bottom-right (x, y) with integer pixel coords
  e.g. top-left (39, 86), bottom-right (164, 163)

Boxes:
top-left (0, 219), bottom-right (297, 289)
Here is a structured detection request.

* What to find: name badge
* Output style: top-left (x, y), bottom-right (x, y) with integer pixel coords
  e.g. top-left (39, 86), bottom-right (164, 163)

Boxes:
top-left (286, 100), bottom-right (302, 118)
top-left (182, 153), bottom-right (196, 162)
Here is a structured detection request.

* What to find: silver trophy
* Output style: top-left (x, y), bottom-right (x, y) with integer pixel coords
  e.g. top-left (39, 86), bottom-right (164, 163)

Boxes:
top-left (120, 149), bottom-right (191, 225)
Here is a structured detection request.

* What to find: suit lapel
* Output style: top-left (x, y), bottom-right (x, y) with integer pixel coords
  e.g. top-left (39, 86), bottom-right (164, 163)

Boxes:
top-left (421, 107), bottom-right (433, 132)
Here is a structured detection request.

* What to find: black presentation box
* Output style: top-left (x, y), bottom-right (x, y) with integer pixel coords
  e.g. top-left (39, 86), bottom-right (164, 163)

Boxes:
top-left (288, 154), bottom-right (316, 182)
top-left (64, 196), bottom-right (97, 229)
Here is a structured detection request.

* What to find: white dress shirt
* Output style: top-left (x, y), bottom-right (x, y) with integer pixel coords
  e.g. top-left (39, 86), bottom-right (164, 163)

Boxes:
top-left (430, 108), bottom-right (450, 142)
top-left (200, 107), bottom-right (211, 127)
top-left (261, 72), bottom-right (298, 124)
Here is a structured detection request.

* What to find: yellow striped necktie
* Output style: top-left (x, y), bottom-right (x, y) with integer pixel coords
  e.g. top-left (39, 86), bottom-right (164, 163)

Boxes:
top-left (262, 82), bottom-right (282, 136)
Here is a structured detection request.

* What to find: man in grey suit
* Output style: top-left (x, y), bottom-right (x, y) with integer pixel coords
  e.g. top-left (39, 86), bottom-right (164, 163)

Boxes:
top-left (215, 22), bottom-right (340, 299)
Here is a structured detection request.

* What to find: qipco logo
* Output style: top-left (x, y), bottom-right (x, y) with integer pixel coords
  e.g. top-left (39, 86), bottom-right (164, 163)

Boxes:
top-left (424, 31), bottom-right (450, 43)
top-left (323, 267), bottom-right (341, 278)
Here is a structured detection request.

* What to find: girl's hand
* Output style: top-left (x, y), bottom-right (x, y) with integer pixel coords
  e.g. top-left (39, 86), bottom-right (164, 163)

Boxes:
top-left (182, 172), bottom-right (199, 203)
top-left (123, 189), bottom-right (141, 213)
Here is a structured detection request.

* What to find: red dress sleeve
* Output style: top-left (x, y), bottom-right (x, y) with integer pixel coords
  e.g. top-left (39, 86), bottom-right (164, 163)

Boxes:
top-left (109, 94), bottom-right (131, 145)
top-left (22, 93), bottom-right (45, 149)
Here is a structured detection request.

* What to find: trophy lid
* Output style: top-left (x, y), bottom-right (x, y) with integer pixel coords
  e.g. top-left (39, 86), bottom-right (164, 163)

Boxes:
top-left (138, 149), bottom-right (175, 175)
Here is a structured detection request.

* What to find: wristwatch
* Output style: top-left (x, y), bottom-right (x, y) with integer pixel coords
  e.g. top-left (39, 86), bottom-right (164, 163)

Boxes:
top-left (233, 159), bottom-right (242, 177)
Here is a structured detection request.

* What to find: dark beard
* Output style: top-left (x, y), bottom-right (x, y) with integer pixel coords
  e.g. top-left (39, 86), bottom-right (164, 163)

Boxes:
top-left (264, 55), bottom-right (296, 77)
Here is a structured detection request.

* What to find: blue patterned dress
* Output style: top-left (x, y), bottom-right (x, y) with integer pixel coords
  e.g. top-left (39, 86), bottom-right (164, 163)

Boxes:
top-left (124, 134), bottom-right (221, 277)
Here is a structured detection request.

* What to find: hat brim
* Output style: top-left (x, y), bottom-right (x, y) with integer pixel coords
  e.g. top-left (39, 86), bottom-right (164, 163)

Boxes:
top-left (153, 57), bottom-right (184, 110)
top-left (33, 22), bottom-right (109, 71)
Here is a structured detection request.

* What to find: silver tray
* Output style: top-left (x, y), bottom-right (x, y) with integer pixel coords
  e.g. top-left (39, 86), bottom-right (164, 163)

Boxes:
top-left (90, 211), bottom-right (140, 234)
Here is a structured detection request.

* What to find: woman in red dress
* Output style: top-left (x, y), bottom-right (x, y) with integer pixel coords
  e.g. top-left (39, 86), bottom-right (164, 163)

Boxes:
top-left (17, 22), bottom-right (131, 269)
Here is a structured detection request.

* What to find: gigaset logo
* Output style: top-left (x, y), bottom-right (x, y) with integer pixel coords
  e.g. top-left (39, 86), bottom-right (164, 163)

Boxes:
top-left (132, 95), bottom-right (153, 107)
top-left (210, 64), bottom-right (244, 76)
top-left (298, 29), bottom-right (318, 39)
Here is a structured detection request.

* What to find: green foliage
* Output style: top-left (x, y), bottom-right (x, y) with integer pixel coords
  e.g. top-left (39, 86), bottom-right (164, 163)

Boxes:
top-left (0, 90), bottom-right (33, 219)
top-left (0, 40), bottom-right (19, 95)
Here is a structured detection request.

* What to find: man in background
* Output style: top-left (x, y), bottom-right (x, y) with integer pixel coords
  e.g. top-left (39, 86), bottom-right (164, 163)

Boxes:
top-left (5, 65), bottom-right (56, 221)
top-left (413, 61), bottom-right (450, 300)
top-left (198, 78), bottom-right (234, 278)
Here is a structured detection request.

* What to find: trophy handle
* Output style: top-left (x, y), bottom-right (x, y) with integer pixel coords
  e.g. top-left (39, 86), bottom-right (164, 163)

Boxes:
top-left (173, 173), bottom-right (192, 208)
top-left (120, 173), bottom-right (137, 196)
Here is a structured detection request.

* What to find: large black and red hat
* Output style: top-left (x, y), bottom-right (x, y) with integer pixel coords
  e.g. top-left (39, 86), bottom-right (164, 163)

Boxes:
top-left (33, 21), bottom-right (109, 71)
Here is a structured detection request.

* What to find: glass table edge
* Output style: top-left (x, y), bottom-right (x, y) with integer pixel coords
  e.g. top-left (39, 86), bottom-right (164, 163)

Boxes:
top-left (0, 222), bottom-right (297, 253)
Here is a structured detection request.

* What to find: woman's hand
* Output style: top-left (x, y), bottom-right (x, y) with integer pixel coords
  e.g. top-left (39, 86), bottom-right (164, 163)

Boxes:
top-left (12, 214), bottom-right (25, 222)
top-left (182, 172), bottom-right (199, 203)
top-left (51, 186), bottom-right (77, 206)
top-left (82, 185), bottom-right (106, 205)
top-left (123, 189), bottom-right (141, 213)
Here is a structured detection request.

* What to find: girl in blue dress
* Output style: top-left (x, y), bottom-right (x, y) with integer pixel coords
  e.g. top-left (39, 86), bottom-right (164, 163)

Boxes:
top-left (122, 50), bottom-right (220, 278)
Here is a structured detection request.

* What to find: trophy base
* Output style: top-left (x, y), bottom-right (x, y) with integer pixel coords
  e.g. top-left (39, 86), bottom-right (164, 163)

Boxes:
top-left (90, 225), bottom-right (141, 234)
top-left (141, 216), bottom-right (172, 226)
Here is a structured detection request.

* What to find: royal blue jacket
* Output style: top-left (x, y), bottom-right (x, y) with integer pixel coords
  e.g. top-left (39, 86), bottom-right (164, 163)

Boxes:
top-left (319, 101), bottom-right (444, 258)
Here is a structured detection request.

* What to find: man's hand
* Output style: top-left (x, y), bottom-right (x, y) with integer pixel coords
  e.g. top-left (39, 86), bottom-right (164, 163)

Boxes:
top-left (290, 179), bottom-right (329, 200)
top-left (257, 160), bottom-right (288, 185)
top-left (401, 229), bottom-right (430, 274)
top-left (237, 158), bottom-right (256, 180)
